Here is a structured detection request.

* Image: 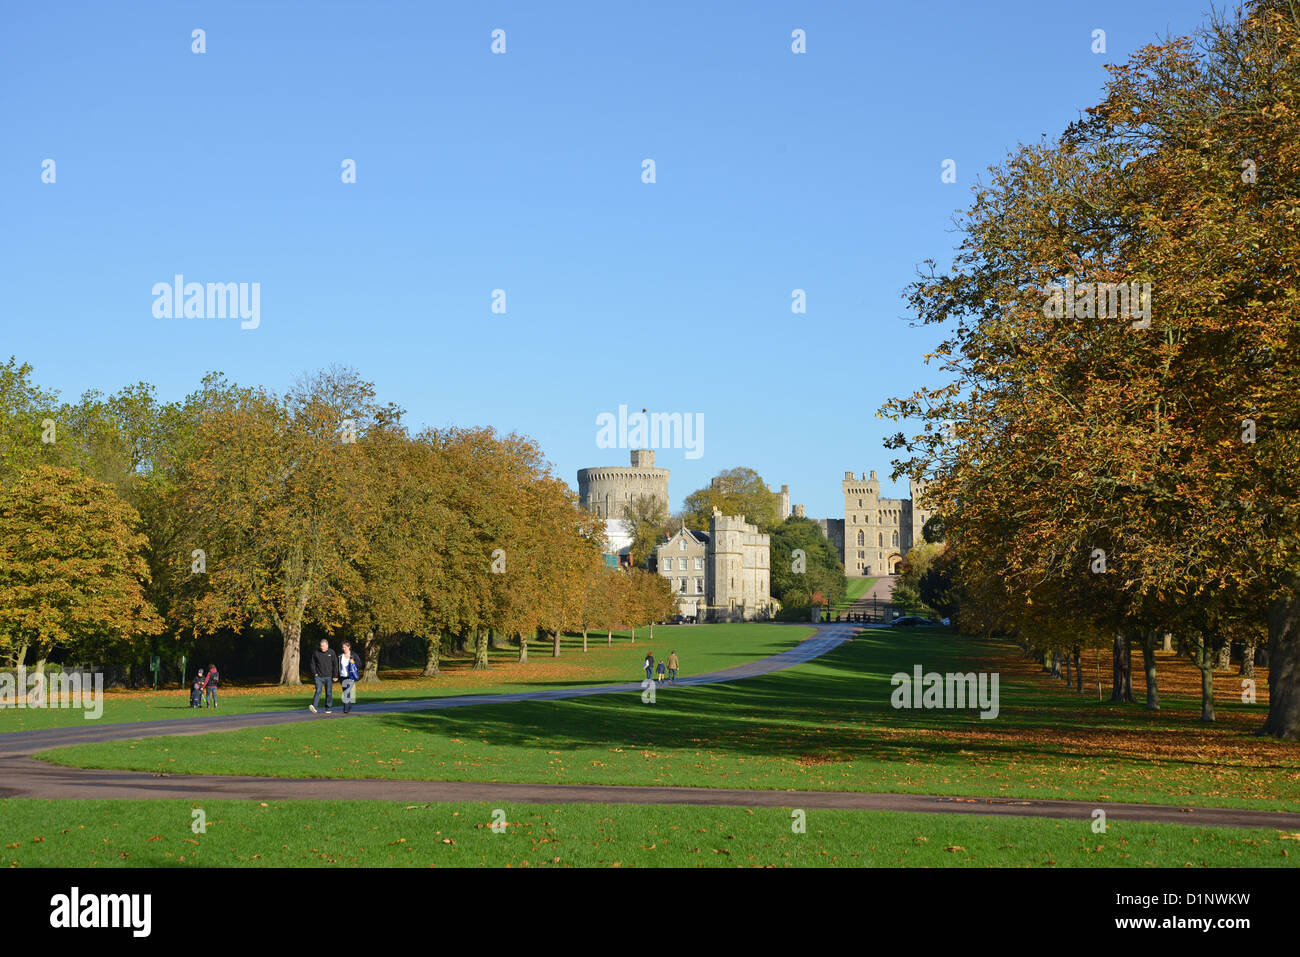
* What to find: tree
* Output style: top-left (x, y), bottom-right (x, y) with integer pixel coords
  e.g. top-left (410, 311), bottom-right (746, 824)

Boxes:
top-left (180, 368), bottom-right (384, 684)
top-left (623, 493), bottom-right (668, 567)
top-left (769, 516), bottom-right (846, 614)
top-left (0, 466), bottom-right (162, 672)
top-left (881, 0), bottom-right (1300, 734)
top-left (683, 468), bottom-right (780, 532)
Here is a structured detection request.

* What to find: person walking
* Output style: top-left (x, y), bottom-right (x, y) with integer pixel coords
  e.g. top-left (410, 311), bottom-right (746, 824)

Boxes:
top-left (655, 658), bottom-right (667, 684)
top-left (643, 652), bottom-right (654, 680)
top-left (667, 650), bottom-right (679, 683)
top-left (201, 663), bottom-right (220, 708)
top-left (309, 639), bottom-right (339, 714)
top-left (339, 641), bottom-right (360, 714)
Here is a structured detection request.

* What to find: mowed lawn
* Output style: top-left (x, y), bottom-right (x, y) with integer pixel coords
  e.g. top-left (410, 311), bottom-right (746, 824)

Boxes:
top-left (0, 623), bottom-right (810, 731)
top-left (37, 628), bottom-right (1300, 811)
top-left (1, 800), bottom-right (1296, 868)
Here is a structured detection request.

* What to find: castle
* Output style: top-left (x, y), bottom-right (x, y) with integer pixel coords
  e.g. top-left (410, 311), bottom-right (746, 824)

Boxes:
top-left (655, 509), bottom-right (774, 621)
top-left (576, 450), bottom-right (774, 620)
top-left (786, 471), bottom-right (932, 577)
top-left (576, 449), bottom-right (669, 519)
top-left (838, 471), bottom-right (931, 576)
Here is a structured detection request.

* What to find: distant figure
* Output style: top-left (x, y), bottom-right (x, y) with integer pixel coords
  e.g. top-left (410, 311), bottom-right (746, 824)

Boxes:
top-left (644, 653), bottom-right (654, 680)
top-left (189, 670), bottom-right (204, 709)
top-left (339, 641), bottom-right (360, 714)
top-left (310, 639), bottom-right (339, 714)
top-left (656, 658), bottom-right (667, 683)
top-left (667, 651), bottom-right (679, 683)
top-left (201, 663), bottom-right (219, 708)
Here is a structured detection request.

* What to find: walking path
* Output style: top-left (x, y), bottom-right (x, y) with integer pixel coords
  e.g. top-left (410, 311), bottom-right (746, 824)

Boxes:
top-left (3, 621), bottom-right (1298, 830)
top-left (0, 624), bottom-right (854, 760)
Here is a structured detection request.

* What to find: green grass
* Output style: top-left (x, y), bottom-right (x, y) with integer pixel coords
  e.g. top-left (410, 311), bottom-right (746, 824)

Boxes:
top-left (0, 623), bottom-right (810, 731)
top-left (1, 799), bottom-right (1294, 867)
top-left (37, 628), bottom-right (1300, 811)
top-left (830, 576), bottom-right (878, 614)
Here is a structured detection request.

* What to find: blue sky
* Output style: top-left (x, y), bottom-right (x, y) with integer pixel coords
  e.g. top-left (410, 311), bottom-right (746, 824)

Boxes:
top-left (1, 1), bottom-right (1209, 518)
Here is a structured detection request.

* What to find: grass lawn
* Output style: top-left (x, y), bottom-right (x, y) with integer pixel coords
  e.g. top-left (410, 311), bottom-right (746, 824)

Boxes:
top-left (37, 628), bottom-right (1300, 811)
top-left (0, 623), bottom-right (810, 731)
top-left (2, 799), bottom-right (1295, 867)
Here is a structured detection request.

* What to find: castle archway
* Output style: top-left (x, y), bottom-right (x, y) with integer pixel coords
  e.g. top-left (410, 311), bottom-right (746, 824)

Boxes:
top-left (886, 553), bottom-right (904, 575)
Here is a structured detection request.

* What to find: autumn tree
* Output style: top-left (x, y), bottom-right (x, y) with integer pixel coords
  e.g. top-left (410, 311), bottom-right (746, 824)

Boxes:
top-left (0, 466), bottom-right (162, 672)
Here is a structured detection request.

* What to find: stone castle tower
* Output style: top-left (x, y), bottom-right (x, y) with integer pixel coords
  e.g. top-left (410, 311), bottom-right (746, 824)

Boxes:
top-left (577, 449), bottom-right (670, 519)
top-left (707, 508), bottom-right (773, 620)
top-left (841, 470), bottom-right (928, 577)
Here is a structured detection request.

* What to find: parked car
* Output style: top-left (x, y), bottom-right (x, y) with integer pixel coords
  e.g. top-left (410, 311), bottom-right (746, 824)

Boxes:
top-left (889, 615), bottom-right (937, 628)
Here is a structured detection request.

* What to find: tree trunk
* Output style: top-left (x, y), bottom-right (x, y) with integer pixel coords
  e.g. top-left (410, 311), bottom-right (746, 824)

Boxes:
top-left (1262, 572), bottom-right (1300, 739)
top-left (278, 618), bottom-right (303, 685)
top-left (518, 631), bottom-right (528, 664)
top-left (1216, 642), bottom-right (1232, 671)
top-left (1109, 633), bottom-right (1134, 703)
top-left (648, 621), bottom-right (655, 640)
top-left (582, 629), bottom-right (588, 653)
top-left (1241, 638), bottom-right (1256, 678)
top-left (361, 631), bottom-right (381, 683)
top-left (473, 628), bottom-right (489, 670)
top-left (1062, 651), bottom-right (1071, 687)
top-left (1138, 630), bottom-right (1159, 711)
top-left (1050, 650), bottom-right (1061, 678)
top-left (552, 630), bottom-right (561, 657)
top-left (1195, 636), bottom-right (1216, 722)
top-left (607, 629), bottom-right (612, 647)
top-left (1073, 645), bottom-right (1083, 693)
top-left (630, 625), bottom-right (636, 644)
top-left (421, 634), bottom-right (442, 677)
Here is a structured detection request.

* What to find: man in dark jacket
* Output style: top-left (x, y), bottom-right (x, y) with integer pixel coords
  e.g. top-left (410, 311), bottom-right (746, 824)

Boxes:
top-left (309, 639), bottom-right (339, 714)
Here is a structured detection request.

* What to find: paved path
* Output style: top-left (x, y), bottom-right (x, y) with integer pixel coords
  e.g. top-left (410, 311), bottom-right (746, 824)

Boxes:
top-left (0, 623), bottom-right (856, 759)
top-left (3, 620), bottom-right (1298, 830)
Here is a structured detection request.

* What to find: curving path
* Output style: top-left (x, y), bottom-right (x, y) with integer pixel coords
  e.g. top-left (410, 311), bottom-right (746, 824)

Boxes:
top-left (3, 621), bottom-right (1299, 830)
top-left (0, 623), bottom-right (851, 760)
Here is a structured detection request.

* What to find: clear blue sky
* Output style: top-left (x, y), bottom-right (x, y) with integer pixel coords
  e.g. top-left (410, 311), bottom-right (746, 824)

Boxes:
top-left (1, 1), bottom-right (1207, 518)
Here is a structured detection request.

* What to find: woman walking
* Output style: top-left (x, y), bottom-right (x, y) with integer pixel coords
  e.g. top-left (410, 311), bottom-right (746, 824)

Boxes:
top-left (339, 641), bottom-right (360, 714)
top-left (201, 663), bottom-right (219, 709)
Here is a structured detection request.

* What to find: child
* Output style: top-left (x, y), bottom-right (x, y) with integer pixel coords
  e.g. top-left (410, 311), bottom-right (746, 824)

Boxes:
top-left (189, 670), bottom-right (204, 709)
top-left (656, 658), bottom-right (667, 684)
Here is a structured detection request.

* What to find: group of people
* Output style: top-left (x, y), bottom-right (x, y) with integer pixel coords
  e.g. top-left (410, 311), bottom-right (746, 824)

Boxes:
top-left (308, 638), bottom-right (361, 714)
top-left (189, 639), bottom-right (671, 714)
top-left (188, 664), bottom-right (219, 708)
top-left (643, 650), bottom-right (680, 684)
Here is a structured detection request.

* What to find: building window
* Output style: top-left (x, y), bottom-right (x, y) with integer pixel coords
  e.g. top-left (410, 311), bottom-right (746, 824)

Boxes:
top-left (892, 531), bottom-right (899, 547)
top-left (679, 539), bottom-right (686, 551)
top-left (858, 498), bottom-right (862, 507)
top-left (694, 577), bottom-right (704, 594)
top-left (858, 550), bottom-right (864, 559)
top-left (679, 557), bottom-right (688, 570)
top-left (878, 533), bottom-right (884, 546)
top-left (694, 556), bottom-right (703, 570)
top-left (678, 578), bottom-right (687, 593)
top-left (857, 531), bottom-right (864, 546)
